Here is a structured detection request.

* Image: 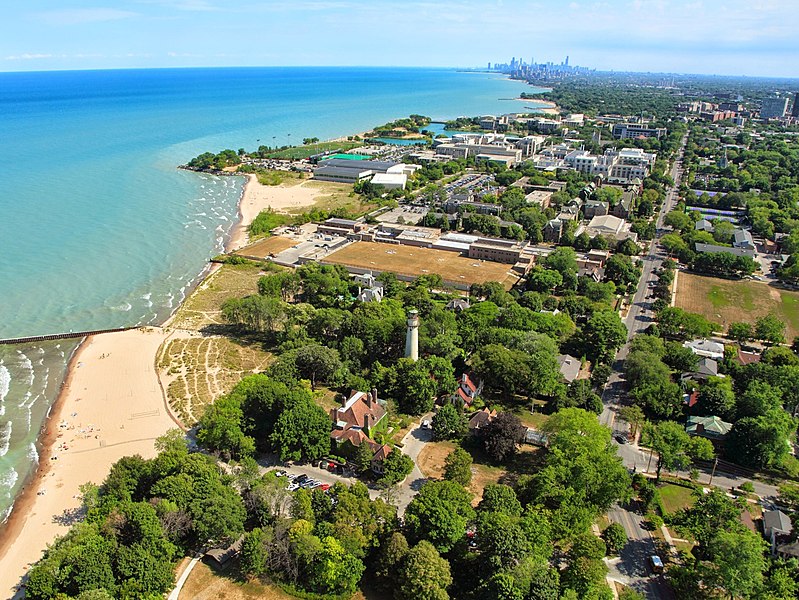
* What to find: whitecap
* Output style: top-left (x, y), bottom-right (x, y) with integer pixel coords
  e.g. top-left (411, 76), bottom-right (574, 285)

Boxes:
top-left (27, 442), bottom-right (38, 463)
top-left (0, 421), bottom-right (12, 457)
top-left (0, 466), bottom-right (18, 491)
top-left (111, 302), bottom-right (132, 312)
top-left (0, 365), bottom-right (9, 406)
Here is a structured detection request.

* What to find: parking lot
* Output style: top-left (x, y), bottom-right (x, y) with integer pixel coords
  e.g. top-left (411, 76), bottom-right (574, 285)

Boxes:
top-left (375, 204), bottom-right (429, 224)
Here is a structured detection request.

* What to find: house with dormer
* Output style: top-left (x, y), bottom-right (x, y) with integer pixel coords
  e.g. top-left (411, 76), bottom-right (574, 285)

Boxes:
top-left (452, 373), bottom-right (483, 408)
top-left (330, 389), bottom-right (390, 473)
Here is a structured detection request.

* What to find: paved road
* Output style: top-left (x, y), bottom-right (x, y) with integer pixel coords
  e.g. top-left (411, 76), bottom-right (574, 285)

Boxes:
top-left (598, 136), bottom-right (688, 599)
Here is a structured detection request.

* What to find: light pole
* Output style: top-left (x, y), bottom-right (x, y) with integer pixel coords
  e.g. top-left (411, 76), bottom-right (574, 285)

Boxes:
top-left (709, 457), bottom-right (719, 486)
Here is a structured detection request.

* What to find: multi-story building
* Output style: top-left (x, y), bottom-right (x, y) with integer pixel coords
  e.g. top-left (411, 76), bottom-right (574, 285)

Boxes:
top-left (612, 123), bottom-right (667, 139)
top-left (792, 93), bottom-right (799, 119)
top-left (563, 147), bottom-right (656, 184)
top-left (761, 97), bottom-right (789, 119)
top-left (468, 238), bottom-right (526, 264)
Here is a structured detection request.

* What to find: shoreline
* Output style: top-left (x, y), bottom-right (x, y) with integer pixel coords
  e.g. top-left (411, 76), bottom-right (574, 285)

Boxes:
top-left (0, 168), bottom-right (262, 597)
top-left (0, 328), bottom-right (175, 599)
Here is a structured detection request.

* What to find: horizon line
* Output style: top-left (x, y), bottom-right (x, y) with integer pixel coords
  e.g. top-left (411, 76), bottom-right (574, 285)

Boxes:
top-left (1, 64), bottom-right (799, 81)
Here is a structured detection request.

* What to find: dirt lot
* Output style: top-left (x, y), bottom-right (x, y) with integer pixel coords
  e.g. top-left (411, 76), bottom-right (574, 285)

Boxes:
top-left (235, 236), bottom-right (297, 259)
top-left (323, 242), bottom-right (520, 289)
top-left (417, 440), bottom-right (503, 505)
top-left (675, 272), bottom-right (799, 339)
top-left (179, 560), bottom-right (372, 600)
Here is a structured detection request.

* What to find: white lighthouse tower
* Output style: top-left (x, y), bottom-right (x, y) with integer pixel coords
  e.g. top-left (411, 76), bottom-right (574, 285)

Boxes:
top-left (405, 309), bottom-right (419, 361)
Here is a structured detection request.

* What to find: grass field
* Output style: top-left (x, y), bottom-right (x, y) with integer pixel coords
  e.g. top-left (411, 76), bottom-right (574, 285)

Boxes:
top-left (266, 140), bottom-right (363, 160)
top-left (323, 242), bottom-right (520, 289)
top-left (169, 263), bottom-right (264, 330)
top-left (658, 483), bottom-right (696, 515)
top-left (235, 236), bottom-right (297, 259)
top-left (675, 272), bottom-right (799, 339)
top-left (287, 180), bottom-right (377, 218)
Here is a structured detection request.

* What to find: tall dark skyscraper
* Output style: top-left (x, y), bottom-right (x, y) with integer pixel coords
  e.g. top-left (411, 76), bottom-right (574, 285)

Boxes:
top-left (792, 92), bottom-right (799, 118)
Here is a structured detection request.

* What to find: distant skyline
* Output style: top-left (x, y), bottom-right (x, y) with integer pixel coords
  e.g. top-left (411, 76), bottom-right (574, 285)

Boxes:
top-left (3, 1), bottom-right (799, 77)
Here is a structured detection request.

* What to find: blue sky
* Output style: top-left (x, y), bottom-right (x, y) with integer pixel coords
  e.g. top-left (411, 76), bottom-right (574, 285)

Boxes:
top-left (2, 0), bottom-right (798, 76)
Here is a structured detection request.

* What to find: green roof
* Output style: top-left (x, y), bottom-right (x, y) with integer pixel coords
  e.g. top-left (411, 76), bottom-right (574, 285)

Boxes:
top-left (686, 415), bottom-right (732, 439)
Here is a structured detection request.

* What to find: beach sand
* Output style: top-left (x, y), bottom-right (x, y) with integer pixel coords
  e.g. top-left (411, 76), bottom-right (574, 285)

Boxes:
top-left (228, 174), bottom-right (322, 251)
top-left (0, 328), bottom-right (176, 599)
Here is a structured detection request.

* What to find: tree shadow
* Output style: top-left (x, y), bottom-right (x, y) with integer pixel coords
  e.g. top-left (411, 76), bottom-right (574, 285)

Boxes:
top-left (52, 505), bottom-right (85, 526)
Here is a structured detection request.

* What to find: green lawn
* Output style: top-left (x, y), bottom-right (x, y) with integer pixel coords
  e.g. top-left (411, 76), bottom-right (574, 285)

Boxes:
top-left (267, 140), bottom-right (363, 160)
top-left (658, 483), bottom-right (696, 515)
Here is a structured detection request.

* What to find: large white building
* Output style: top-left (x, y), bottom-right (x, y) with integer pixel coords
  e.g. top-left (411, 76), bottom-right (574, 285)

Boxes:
top-left (563, 147), bottom-right (656, 183)
top-left (313, 159), bottom-right (419, 185)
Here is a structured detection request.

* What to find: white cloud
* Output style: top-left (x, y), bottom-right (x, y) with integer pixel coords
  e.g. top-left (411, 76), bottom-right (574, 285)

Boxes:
top-left (35, 8), bottom-right (139, 26)
top-left (3, 53), bottom-right (54, 61)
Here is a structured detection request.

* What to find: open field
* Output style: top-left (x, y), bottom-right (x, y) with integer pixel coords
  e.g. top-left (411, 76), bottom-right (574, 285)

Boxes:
top-left (417, 440), bottom-right (506, 505)
top-left (159, 263), bottom-right (272, 424)
top-left (179, 560), bottom-right (372, 600)
top-left (675, 272), bottom-right (799, 339)
top-left (285, 180), bottom-right (377, 218)
top-left (235, 236), bottom-right (297, 259)
top-left (253, 170), bottom-right (308, 186)
top-left (169, 263), bottom-right (264, 330)
top-left (658, 483), bottom-right (696, 515)
top-left (266, 140), bottom-right (363, 160)
top-left (159, 334), bottom-right (272, 425)
top-left (323, 242), bottom-right (520, 289)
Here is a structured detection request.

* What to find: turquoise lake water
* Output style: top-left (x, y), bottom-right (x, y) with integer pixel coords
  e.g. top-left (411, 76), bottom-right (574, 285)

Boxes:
top-left (0, 66), bottom-right (544, 521)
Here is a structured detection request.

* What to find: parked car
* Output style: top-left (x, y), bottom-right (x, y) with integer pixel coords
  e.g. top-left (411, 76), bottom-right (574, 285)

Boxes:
top-left (614, 434), bottom-right (628, 444)
top-left (649, 555), bottom-right (664, 574)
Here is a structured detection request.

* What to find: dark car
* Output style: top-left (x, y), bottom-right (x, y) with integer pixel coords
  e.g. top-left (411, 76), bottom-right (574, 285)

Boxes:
top-left (614, 434), bottom-right (628, 444)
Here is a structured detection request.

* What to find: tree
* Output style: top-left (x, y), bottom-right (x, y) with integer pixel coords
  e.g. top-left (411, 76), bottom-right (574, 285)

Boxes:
top-left (707, 529), bottom-right (766, 599)
top-left (477, 511), bottom-right (532, 570)
top-left (527, 268), bottom-right (563, 292)
top-left (736, 380), bottom-right (782, 418)
top-left (664, 210), bottom-right (694, 232)
top-left (396, 541), bottom-right (452, 600)
top-left (727, 409), bottom-right (797, 469)
top-left (619, 405), bottom-right (646, 440)
top-left (728, 321), bottom-right (754, 344)
top-left (270, 396), bottom-right (331, 462)
top-left (616, 239), bottom-right (640, 256)
top-left (375, 532), bottom-right (409, 590)
top-left (544, 247), bottom-right (578, 275)
top-left (443, 447), bottom-right (473, 486)
top-left (601, 523), bottom-right (627, 555)
top-left (240, 528), bottom-right (270, 579)
top-left (604, 255), bottom-right (640, 289)
top-left (646, 420), bottom-right (702, 482)
top-left (756, 314), bottom-right (787, 345)
top-left (478, 484), bottom-right (522, 517)
top-left (294, 344), bottom-right (341, 390)
top-left (432, 404), bottom-right (468, 440)
top-left (404, 480), bottom-right (475, 552)
top-left (695, 377), bottom-right (736, 420)
top-left (310, 536), bottom-right (365, 594)
top-left (481, 412), bottom-right (525, 463)
top-left (379, 450), bottom-right (414, 486)
top-left (581, 310), bottom-right (628, 363)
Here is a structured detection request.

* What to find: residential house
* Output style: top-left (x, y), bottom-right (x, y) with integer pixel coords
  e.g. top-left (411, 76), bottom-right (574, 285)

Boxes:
top-left (764, 510), bottom-right (793, 554)
top-left (686, 415), bottom-right (733, 441)
top-left (370, 444), bottom-right (393, 475)
top-left (356, 285), bottom-right (384, 303)
top-left (446, 298), bottom-right (471, 312)
top-left (543, 219), bottom-right (563, 243)
top-left (695, 219), bottom-right (715, 233)
top-left (469, 408), bottom-right (497, 431)
top-left (330, 390), bottom-right (389, 472)
top-left (681, 357), bottom-right (719, 381)
top-left (734, 348), bottom-right (761, 367)
top-left (453, 373), bottom-right (483, 408)
top-left (584, 200), bottom-right (609, 219)
top-left (557, 354), bottom-right (581, 383)
top-left (684, 339), bottom-right (725, 360)
top-left (733, 228), bottom-right (755, 250)
top-left (611, 190), bottom-right (636, 219)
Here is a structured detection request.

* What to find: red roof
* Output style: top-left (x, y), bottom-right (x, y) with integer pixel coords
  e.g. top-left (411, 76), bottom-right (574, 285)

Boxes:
top-left (462, 373), bottom-right (478, 394)
top-left (688, 390), bottom-right (699, 408)
top-left (458, 387), bottom-right (473, 405)
top-left (372, 444), bottom-right (392, 463)
top-left (736, 348), bottom-right (761, 366)
top-left (331, 391), bottom-right (386, 430)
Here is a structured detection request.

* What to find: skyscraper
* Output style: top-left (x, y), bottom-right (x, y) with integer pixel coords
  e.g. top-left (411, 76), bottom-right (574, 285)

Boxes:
top-left (761, 97), bottom-right (789, 119)
top-left (792, 93), bottom-right (799, 118)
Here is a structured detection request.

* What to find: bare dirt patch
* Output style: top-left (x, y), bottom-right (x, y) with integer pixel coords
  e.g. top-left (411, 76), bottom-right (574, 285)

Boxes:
top-left (324, 242), bottom-right (520, 289)
top-left (235, 236), bottom-right (297, 260)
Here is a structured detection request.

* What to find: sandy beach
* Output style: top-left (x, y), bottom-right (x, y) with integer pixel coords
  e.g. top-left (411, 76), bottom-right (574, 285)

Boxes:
top-left (0, 328), bottom-right (176, 599)
top-left (0, 166), bottom-right (287, 598)
top-left (515, 98), bottom-right (560, 115)
top-left (227, 174), bottom-right (324, 251)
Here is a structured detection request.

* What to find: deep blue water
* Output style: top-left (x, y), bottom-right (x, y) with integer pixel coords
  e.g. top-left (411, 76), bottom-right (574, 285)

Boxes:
top-left (0, 66), bottom-right (542, 520)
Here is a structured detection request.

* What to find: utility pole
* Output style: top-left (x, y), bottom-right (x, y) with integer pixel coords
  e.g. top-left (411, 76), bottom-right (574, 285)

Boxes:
top-left (709, 457), bottom-right (719, 486)
top-left (647, 447), bottom-right (654, 473)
